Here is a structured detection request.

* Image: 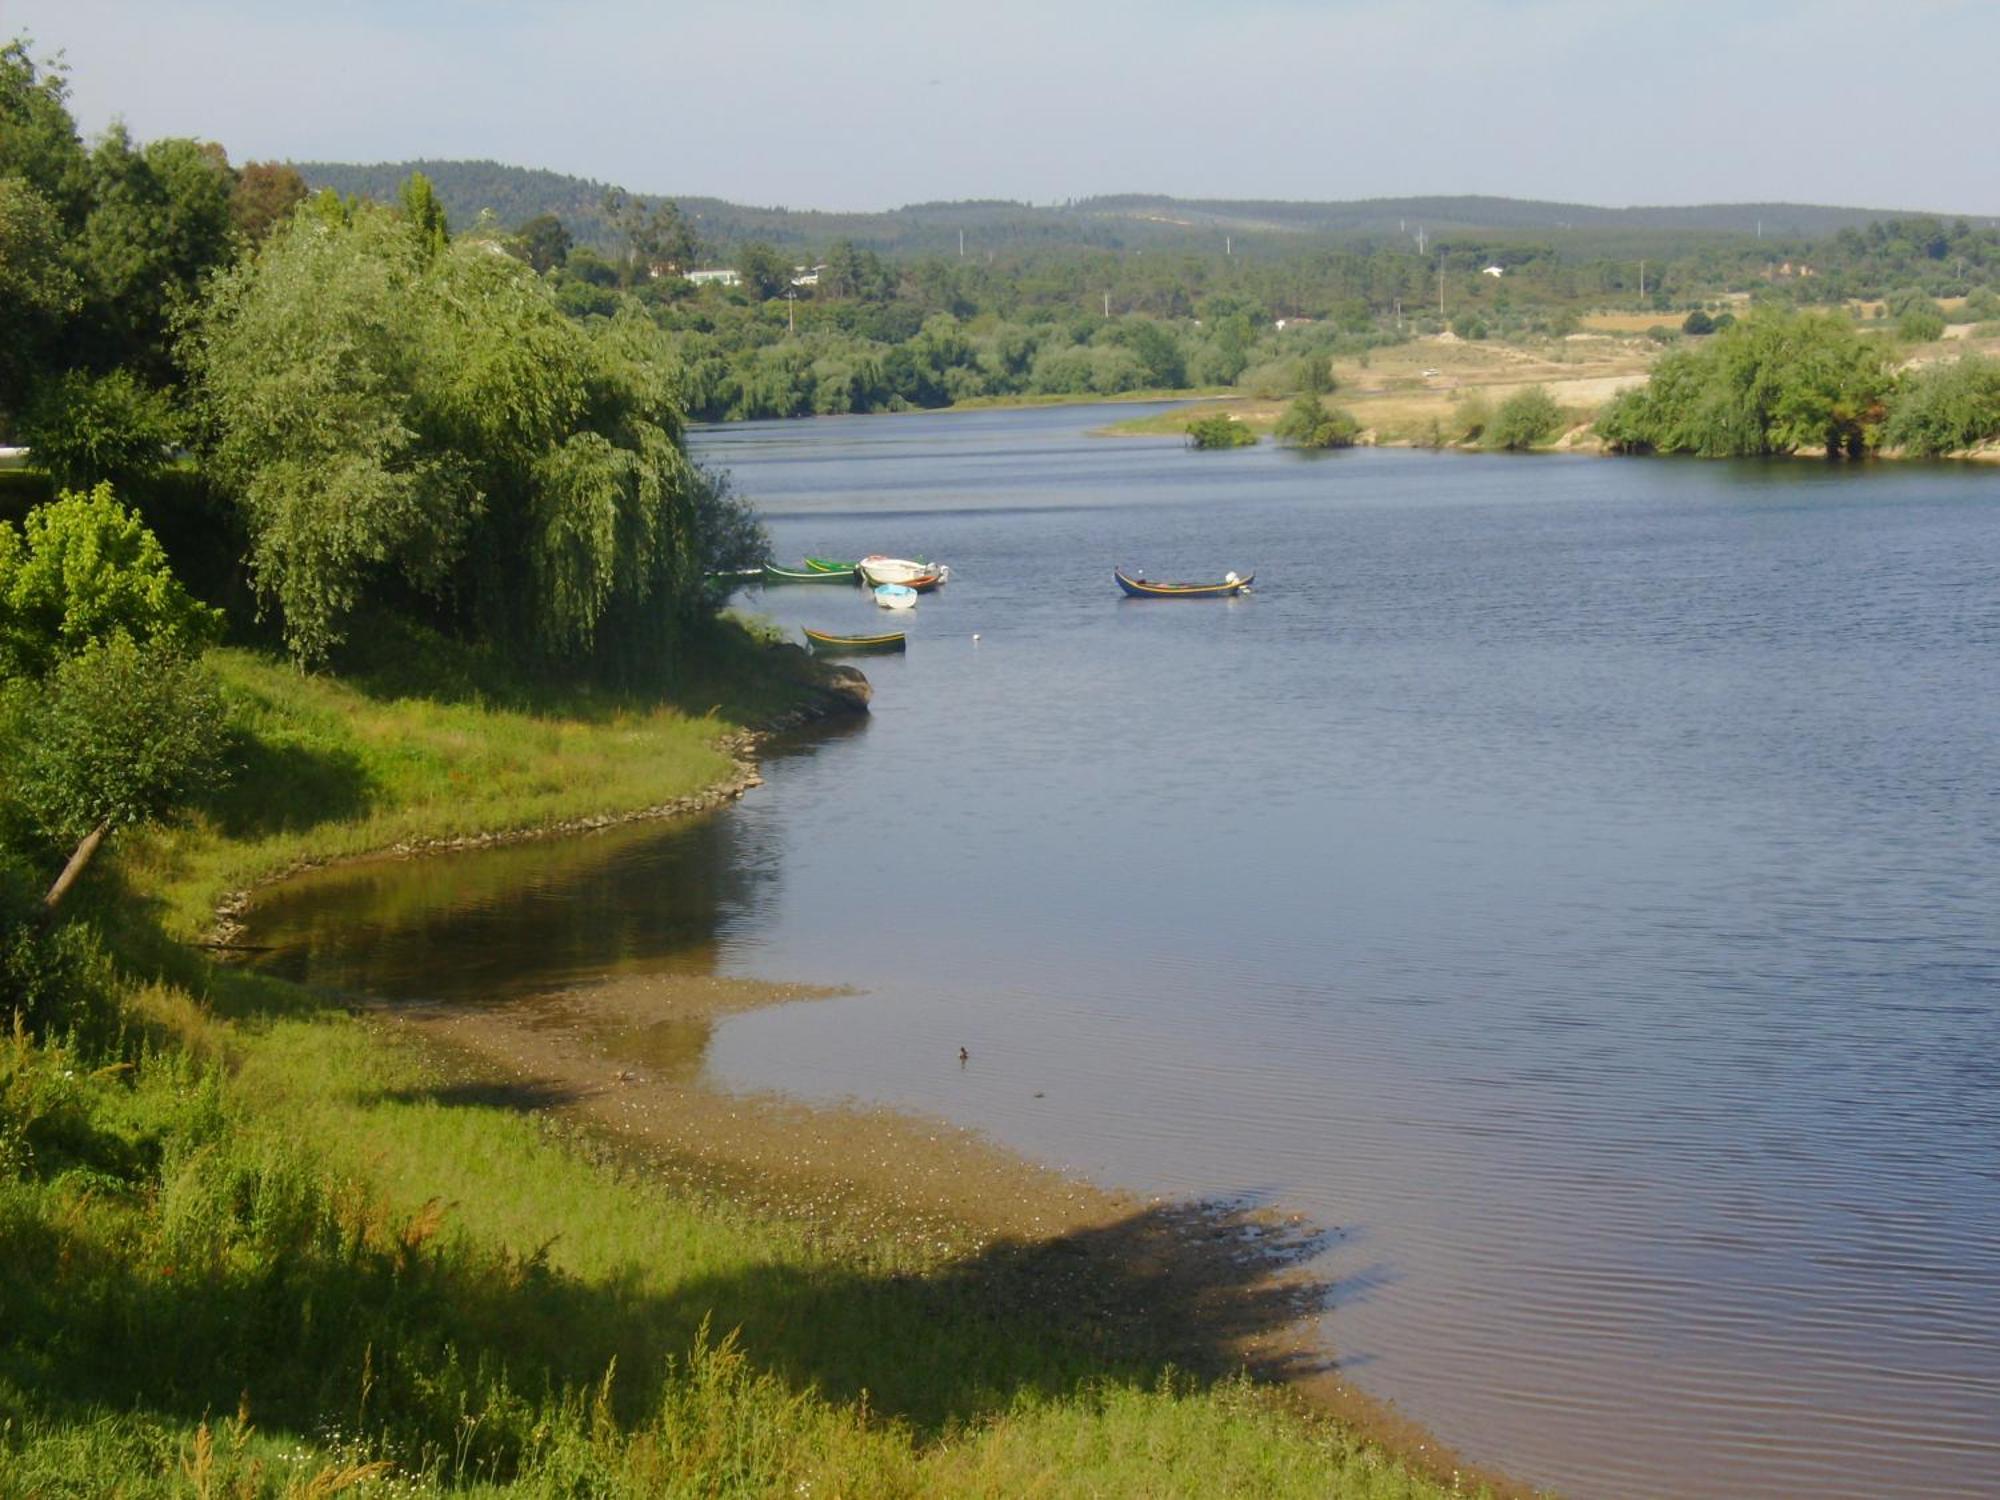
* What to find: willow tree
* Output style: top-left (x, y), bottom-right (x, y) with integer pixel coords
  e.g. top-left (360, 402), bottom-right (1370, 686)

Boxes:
top-left (1597, 310), bottom-right (1896, 458)
top-left (184, 193), bottom-right (761, 672)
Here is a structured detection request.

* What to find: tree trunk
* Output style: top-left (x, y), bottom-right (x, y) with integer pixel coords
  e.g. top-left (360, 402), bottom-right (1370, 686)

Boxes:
top-left (43, 820), bottom-right (110, 914)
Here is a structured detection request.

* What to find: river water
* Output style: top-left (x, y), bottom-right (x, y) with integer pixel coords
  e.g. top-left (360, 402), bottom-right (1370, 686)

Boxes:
top-left (248, 405), bottom-right (2000, 1499)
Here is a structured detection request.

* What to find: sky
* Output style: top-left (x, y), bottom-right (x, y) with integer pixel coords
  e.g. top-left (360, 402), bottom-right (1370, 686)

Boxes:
top-left (5, 0), bottom-right (1996, 214)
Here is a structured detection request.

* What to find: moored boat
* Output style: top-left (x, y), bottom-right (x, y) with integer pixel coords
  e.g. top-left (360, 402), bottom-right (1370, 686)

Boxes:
top-left (1114, 568), bottom-right (1253, 599)
top-left (802, 626), bottom-right (906, 653)
top-left (873, 583), bottom-right (918, 610)
top-left (803, 556), bottom-right (859, 574)
top-left (763, 563), bottom-right (858, 585)
top-left (859, 555), bottom-right (950, 589)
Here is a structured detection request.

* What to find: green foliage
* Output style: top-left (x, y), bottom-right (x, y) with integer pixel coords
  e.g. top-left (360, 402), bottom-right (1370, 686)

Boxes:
top-left (734, 239), bottom-right (791, 301)
top-left (1489, 385), bottom-right (1564, 449)
top-left (1450, 392), bottom-right (1493, 444)
top-left (397, 170), bottom-right (450, 258)
top-left (8, 633), bottom-right (227, 846)
top-left (1596, 310), bottom-right (1894, 458)
top-left (1682, 309), bottom-right (1715, 335)
top-left (17, 368), bottom-right (183, 489)
top-left (1881, 355), bottom-right (2000, 455)
top-left (186, 205), bottom-right (725, 670)
top-left (513, 211), bottom-right (572, 273)
top-left (0, 483), bottom-right (221, 677)
top-left (1896, 305), bottom-right (1946, 343)
top-left (1273, 394), bottom-right (1360, 449)
top-left (226, 160), bottom-right (307, 245)
top-left (0, 176), bottom-right (79, 413)
top-left (1963, 286), bottom-right (2000, 321)
top-left (1185, 413), bottom-right (1256, 449)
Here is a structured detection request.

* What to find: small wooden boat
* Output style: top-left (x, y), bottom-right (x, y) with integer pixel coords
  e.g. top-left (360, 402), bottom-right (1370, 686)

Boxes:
top-left (859, 556), bottom-right (950, 589)
top-left (1115, 568), bottom-right (1253, 599)
top-left (763, 563), bottom-right (858, 585)
top-left (874, 583), bottom-right (918, 610)
top-left (802, 626), bottom-right (906, 653)
top-left (803, 556), bottom-right (859, 574)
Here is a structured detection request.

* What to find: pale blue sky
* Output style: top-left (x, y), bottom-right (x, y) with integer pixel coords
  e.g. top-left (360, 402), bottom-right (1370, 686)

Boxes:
top-left (5, 0), bottom-right (1994, 213)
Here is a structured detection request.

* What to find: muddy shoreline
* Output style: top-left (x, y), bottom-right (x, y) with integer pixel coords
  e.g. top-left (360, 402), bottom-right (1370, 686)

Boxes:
top-left (225, 695), bottom-right (1543, 1499)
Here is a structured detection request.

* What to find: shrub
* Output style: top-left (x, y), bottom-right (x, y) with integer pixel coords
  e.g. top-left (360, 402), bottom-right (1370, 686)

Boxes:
top-left (1273, 395), bottom-right (1360, 449)
top-left (1897, 307), bottom-right (1947, 343)
top-left (1489, 385), bottom-right (1564, 450)
top-left (0, 483), bottom-right (223, 678)
top-left (1450, 392), bottom-right (1493, 445)
top-left (1682, 309), bottom-right (1716, 336)
top-left (1185, 413), bottom-right (1256, 449)
top-left (17, 370), bottom-right (183, 492)
top-left (1882, 355), bottom-right (2000, 455)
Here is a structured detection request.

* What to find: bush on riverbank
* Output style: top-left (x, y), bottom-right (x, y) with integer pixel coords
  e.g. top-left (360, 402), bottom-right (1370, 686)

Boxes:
top-left (1186, 413), bottom-right (1258, 449)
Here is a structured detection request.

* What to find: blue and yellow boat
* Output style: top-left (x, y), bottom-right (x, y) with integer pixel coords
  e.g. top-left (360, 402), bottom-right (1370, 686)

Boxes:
top-left (1114, 568), bottom-right (1253, 598)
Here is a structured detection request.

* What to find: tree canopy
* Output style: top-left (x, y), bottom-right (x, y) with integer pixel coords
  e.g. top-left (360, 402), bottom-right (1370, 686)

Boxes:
top-left (184, 201), bottom-right (758, 671)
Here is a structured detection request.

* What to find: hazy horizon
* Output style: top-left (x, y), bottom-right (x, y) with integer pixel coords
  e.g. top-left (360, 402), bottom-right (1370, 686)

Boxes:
top-left (8, 1), bottom-right (1996, 217)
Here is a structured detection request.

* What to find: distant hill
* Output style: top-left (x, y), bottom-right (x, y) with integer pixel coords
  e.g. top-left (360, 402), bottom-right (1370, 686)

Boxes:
top-left (293, 160), bottom-right (1976, 260)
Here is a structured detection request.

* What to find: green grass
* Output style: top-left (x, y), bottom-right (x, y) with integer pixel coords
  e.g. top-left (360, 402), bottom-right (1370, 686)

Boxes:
top-left (122, 617), bottom-right (833, 940)
top-left (0, 1003), bottom-right (1462, 1497)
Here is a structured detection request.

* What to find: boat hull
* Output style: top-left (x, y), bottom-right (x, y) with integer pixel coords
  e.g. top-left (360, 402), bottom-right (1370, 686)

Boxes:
top-left (803, 557), bottom-right (859, 574)
top-left (859, 556), bottom-right (950, 588)
top-left (802, 627), bottom-right (906, 653)
top-left (763, 564), bottom-right (857, 585)
top-left (1114, 568), bottom-right (1253, 598)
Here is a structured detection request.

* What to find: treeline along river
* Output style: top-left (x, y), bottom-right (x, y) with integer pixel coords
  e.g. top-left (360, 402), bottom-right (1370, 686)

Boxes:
top-left (250, 406), bottom-right (2000, 1499)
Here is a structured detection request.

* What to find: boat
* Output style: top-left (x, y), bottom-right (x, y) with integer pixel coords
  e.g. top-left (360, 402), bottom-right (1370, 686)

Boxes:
top-left (873, 583), bottom-right (918, 610)
top-left (763, 563), bottom-right (857, 585)
top-left (1114, 568), bottom-right (1253, 599)
top-left (802, 627), bottom-right (906, 653)
top-left (858, 555), bottom-right (950, 590)
top-left (803, 556), bottom-right (859, 574)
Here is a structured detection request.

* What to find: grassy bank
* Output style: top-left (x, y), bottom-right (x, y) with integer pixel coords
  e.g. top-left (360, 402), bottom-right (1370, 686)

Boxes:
top-left (2, 633), bottom-right (1482, 1496)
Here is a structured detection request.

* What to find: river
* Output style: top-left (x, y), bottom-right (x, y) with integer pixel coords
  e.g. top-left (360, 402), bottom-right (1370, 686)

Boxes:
top-left (247, 404), bottom-right (2000, 1499)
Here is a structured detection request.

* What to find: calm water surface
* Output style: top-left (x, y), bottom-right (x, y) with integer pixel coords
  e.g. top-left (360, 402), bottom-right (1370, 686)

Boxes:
top-left (250, 405), bottom-right (2000, 1499)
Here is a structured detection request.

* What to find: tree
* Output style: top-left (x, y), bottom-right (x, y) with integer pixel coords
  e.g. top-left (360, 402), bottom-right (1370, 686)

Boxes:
top-left (229, 160), bottom-right (307, 245)
top-left (0, 40), bottom-right (87, 225)
top-left (734, 240), bottom-right (790, 302)
top-left (1682, 309), bottom-right (1716, 335)
top-left (8, 634), bottom-right (226, 912)
top-left (604, 191), bottom-right (699, 282)
top-left (1185, 413), bottom-right (1256, 449)
top-left (1881, 355), bottom-right (2000, 455)
top-left (0, 482), bottom-right (221, 678)
top-left (514, 212), bottom-right (572, 273)
top-left (18, 369), bottom-right (183, 489)
top-left (1489, 385), bottom-right (1563, 449)
top-left (186, 203), bottom-right (727, 672)
top-left (398, 171), bottom-right (450, 258)
top-left (0, 175), bottom-right (78, 415)
top-left (1274, 394), bottom-right (1359, 448)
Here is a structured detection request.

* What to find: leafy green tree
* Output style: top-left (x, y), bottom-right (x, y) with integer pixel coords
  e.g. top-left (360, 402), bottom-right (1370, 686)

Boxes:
top-left (1882, 355), bottom-right (2000, 455)
top-left (228, 160), bottom-right (307, 245)
top-left (398, 171), bottom-right (450, 258)
top-left (1185, 412), bottom-right (1256, 449)
top-left (1682, 309), bottom-right (1716, 335)
top-left (18, 369), bottom-right (183, 489)
top-left (1597, 311), bottom-right (1893, 458)
top-left (734, 240), bottom-right (791, 302)
top-left (0, 175), bottom-right (78, 415)
top-left (0, 40), bottom-right (87, 225)
top-left (7, 634), bottom-right (226, 911)
top-left (1896, 305), bottom-right (1946, 343)
top-left (1489, 385), bottom-right (1564, 449)
top-left (514, 212), bottom-right (572, 273)
top-left (0, 482), bottom-right (221, 678)
top-left (187, 204), bottom-right (731, 672)
top-left (72, 130), bottom-right (236, 377)
top-left (604, 191), bottom-right (699, 282)
top-left (1273, 394), bottom-right (1359, 448)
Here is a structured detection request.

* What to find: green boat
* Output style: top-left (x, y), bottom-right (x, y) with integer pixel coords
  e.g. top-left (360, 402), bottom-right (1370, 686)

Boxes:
top-left (803, 556), bottom-right (859, 574)
top-left (801, 627), bottom-right (906, 653)
top-left (763, 564), bottom-right (857, 585)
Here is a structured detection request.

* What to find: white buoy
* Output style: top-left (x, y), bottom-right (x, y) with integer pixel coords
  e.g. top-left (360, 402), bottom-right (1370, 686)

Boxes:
top-left (972, 633), bottom-right (981, 641)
